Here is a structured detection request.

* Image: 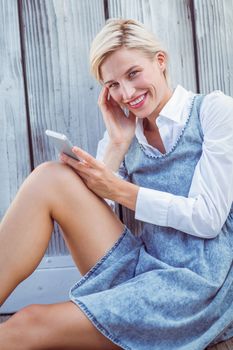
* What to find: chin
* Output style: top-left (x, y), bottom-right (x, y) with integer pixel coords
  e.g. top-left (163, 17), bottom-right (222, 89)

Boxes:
top-left (138, 106), bottom-right (156, 118)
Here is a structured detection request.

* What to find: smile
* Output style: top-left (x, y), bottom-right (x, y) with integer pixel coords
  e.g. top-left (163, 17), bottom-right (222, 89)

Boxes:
top-left (128, 93), bottom-right (147, 108)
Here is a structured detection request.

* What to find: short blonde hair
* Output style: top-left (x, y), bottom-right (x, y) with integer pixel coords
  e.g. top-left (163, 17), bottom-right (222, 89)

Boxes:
top-left (90, 18), bottom-right (169, 84)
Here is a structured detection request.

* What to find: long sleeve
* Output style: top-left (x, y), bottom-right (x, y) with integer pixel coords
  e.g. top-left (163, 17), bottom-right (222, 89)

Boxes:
top-left (135, 91), bottom-right (233, 238)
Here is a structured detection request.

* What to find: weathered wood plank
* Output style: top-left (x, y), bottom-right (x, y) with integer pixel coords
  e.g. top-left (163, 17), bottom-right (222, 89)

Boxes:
top-left (0, 255), bottom-right (80, 314)
top-left (0, 0), bottom-right (31, 219)
top-left (194, 0), bottom-right (233, 96)
top-left (21, 0), bottom-right (106, 255)
top-left (108, 0), bottom-right (197, 91)
top-left (208, 337), bottom-right (233, 350)
top-left (108, 0), bottom-right (197, 233)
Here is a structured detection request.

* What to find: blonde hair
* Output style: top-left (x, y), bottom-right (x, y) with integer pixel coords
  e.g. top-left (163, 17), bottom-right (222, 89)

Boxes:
top-left (90, 18), bottom-right (169, 84)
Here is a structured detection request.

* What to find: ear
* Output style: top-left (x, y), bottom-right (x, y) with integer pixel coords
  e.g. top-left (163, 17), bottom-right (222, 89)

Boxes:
top-left (154, 51), bottom-right (167, 72)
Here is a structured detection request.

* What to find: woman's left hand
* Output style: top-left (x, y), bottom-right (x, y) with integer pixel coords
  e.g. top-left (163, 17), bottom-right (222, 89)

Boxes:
top-left (60, 147), bottom-right (120, 200)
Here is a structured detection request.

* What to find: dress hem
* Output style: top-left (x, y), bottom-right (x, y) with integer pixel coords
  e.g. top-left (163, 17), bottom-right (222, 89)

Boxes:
top-left (69, 225), bottom-right (132, 349)
top-left (71, 299), bottom-right (131, 350)
top-left (69, 225), bottom-right (128, 292)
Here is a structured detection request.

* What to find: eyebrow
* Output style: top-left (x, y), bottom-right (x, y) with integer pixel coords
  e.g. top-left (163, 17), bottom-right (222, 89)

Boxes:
top-left (103, 65), bottom-right (139, 85)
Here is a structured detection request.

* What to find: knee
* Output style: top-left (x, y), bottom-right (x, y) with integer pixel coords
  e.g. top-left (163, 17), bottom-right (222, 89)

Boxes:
top-left (10, 304), bottom-right (44, 329)
top-left (31, 161), bottom-right (83, 189)
top-left (33, 161), bottom-right (66, 179)
top-left (34, 161), bottom-right (80, 180)
top-left (5, 304), bottom-right (45, 348)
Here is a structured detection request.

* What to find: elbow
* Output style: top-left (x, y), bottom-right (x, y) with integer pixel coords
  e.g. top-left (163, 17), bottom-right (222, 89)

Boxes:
top-left (192, 196), bottom-right (223, 239)
top-left (191, 216), bottom-right (221, 239)
top-left (198, 223), bottom-right (220, 239)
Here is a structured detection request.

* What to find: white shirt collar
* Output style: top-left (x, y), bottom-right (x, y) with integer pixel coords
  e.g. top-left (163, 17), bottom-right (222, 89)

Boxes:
top-left (136, 85), bottom-right (191, 128)
top-left (159, 84), bottom-right (190, 123)
top-left (135, 85), bottom-right (194, 149)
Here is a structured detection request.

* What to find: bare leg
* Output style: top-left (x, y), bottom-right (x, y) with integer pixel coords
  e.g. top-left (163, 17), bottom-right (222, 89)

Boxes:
top-left (0, 301), bottom-right (122, 349)
top-left (0, 161), bottom-right (124, 305)
top-left (0, 161), bottom-right (125, 348)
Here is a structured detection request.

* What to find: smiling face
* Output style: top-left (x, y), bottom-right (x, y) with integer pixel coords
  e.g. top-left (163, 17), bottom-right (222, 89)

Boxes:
top-left (101, 47), bottom-right (172, 121)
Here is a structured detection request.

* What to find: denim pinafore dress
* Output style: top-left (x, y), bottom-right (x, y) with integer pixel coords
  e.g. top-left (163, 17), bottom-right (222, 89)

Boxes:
top-left (70, 95), bottom-right (233, 350)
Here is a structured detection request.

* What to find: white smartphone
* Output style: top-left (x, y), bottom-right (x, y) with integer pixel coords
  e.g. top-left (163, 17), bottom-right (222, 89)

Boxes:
top-left (45, 129), bottom-right (81, 161)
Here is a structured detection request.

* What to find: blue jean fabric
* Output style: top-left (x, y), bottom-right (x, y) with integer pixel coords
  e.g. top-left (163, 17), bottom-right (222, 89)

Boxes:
top-left (70, 95), bottom-right (233, 350)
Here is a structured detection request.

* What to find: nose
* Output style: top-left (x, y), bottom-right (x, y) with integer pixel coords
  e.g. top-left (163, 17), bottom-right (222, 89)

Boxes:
top-left (120, 82), bottom-right (136, 102)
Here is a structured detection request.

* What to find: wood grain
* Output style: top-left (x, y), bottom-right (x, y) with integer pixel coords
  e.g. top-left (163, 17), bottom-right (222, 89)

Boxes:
top-left (194, 0), bottom-right (233, 96)
top-left (0, 0), bottom-right (31, 219)
top-left (108, 0), bottom-right (197, 91)
top-left (21, 0), bottom-right (106, 255)
top-left (207, 338), bottom-right (233, 350)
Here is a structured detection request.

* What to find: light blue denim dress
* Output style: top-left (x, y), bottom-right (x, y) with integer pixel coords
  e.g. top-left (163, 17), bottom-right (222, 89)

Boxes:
top-left (70, 95), bottom-right (233, 350)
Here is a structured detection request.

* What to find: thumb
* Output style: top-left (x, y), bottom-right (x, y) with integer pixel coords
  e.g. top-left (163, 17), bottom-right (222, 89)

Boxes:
top-left (109, 95), bottom-right (120, 107)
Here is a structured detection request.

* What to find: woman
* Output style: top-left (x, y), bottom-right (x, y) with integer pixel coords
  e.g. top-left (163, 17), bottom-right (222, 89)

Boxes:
top-left (0, 19), bottom-right (233, 350)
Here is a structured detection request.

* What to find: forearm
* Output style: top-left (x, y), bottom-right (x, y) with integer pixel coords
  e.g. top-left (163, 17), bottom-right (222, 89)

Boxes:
top-left (103, 141), bottom-right (130, 172)
top-left (135, 186), bottom-right (231, 238)
top-left (111, 177), bottom-right (139, 211)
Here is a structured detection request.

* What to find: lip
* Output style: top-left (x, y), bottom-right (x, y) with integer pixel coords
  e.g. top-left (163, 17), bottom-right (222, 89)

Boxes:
top-left (127, 93), bottom-right (147, 109)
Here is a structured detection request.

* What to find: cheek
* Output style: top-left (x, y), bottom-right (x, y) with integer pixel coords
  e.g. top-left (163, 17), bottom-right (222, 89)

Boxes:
top-left (109, 90), bottom-right (121, 103)
top-left (147, 84), bottom-right (156, 97)
top-left (138, 75), bottom-right (156, 93)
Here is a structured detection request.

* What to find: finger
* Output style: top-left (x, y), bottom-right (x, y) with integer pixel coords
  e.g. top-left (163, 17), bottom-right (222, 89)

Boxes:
top-left (72, 147), bottom-right (103, 169)
top-left (75, 171), bottom-right (89, 182)
top-left (109, 95), bottom-right (120, 107)
top-left (60, 153), bottom-right (81, 168)
top-left (98, 86), bottom-right (109, 106)
top-left (60, 153), bottom-right (92, 177)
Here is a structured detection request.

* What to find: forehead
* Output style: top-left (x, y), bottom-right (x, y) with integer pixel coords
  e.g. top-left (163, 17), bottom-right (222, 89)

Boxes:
top-left (101, 47), bottom-right (151, 82)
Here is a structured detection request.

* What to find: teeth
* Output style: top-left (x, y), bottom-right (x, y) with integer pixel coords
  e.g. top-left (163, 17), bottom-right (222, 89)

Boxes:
top-left (129, 94), bottom-right (145, 106)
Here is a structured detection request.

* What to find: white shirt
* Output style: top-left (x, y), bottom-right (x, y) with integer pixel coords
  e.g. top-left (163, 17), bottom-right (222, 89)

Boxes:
top-left (96, 85), bottom-right (233, 239)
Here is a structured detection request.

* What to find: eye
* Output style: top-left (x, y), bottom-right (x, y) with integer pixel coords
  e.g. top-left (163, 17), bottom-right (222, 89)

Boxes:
top-left (129, 70), bottom-right (138, 79)
top-left (109, 82), bottom-right (119, 89)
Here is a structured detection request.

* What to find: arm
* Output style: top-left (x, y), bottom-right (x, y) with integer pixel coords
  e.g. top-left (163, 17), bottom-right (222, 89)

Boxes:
top-left (97, 86), bottom-right (137, 171)
top-left (95, 86), bottom-right (138, 208)
top-left (61, 146), bottom-right (139, 211)
top-left (96, 130), bottom-right (128, 178)
top-left (103, 141), bottom-right (128, 173)
top-left (96, 130), bottom-right (130, 210)
top-left (60, 86), bottom-right (139, 209)
top-left (135, 92), bottom-right (233, 238)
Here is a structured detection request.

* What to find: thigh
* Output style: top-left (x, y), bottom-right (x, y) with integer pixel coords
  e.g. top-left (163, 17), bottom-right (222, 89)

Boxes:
top-left (20, 301), bottom-right (122, 350)
top-left (37, 162), bottom-right (125, 275)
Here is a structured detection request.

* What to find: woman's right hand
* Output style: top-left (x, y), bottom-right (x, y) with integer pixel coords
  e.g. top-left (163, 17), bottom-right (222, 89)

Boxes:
top-left (98, 87), bottom-right (136, 149)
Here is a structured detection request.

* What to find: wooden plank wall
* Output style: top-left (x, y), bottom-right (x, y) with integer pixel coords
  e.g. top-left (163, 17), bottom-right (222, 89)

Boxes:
top-left (194, 0), bottom-right (233, 95)
top-left (20, 0), bottom-right (106, 254)
top-left (0, 0), bottom-right (31, 219)
top-left (0, 0), bottom-right (233, 269)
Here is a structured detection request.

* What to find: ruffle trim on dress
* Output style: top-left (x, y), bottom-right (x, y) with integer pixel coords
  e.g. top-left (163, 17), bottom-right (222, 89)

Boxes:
top-left (69, 226), bottom-right (128, 293)
top-left (138, 94), bottom-right (201, 160)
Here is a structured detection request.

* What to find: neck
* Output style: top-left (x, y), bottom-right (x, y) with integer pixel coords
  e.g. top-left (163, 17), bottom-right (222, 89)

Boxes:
top-left (143, 118), bottom-right (157, 132)
top-left (145, 88), bottom-right (173, 129)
